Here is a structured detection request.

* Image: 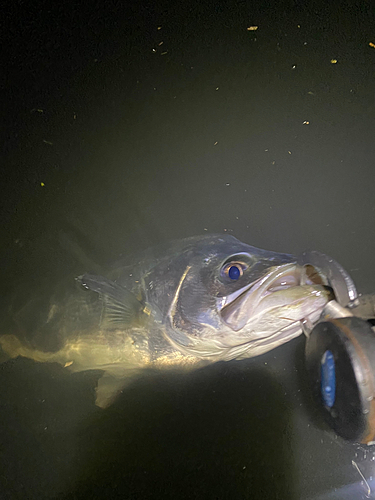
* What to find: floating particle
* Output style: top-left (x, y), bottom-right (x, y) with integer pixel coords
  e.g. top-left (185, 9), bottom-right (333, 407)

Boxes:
top-left (330, 59), bottom-right (337, 64)
top-left (303, 120), bottom-right (310, 125)
top-left (369, 42), bottom-right (375, 48)
top-left (64, 361), bottom-right (73, 368)
top-left (214, 141), bottom-right (218, 145)
top-left (247, 26), bottom-right (258, 31)
top-left (42, 140), bottom-right (53, 145)
top-left (40, 182), bottom-right (45, 187)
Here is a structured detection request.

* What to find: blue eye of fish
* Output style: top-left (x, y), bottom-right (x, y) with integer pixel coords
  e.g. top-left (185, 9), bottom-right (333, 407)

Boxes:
top-left (228, 265), bottom-right (241, 280)
top-left (221, 262), bottom-right (246, 280)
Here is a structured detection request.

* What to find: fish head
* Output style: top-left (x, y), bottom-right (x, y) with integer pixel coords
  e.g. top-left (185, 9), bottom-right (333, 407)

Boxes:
top-left (161, 235), bottom-right (331, 360)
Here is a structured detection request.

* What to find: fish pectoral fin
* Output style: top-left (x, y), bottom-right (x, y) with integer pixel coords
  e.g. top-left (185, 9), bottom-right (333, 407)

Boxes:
top-left (77, 274), bottom-right (144, 329)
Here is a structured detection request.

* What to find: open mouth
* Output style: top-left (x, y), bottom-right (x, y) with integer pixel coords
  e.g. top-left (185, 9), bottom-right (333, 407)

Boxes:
top-left (219, 263), bottom-right (331, 331)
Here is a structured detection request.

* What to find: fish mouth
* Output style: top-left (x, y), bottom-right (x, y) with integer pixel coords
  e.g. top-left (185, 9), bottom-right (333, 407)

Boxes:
top-left (219, 263), bottom-right (331, 332)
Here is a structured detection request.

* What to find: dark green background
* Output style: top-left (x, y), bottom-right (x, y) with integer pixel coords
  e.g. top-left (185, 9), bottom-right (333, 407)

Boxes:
top-left (1, 1), bottom-right (375, 498)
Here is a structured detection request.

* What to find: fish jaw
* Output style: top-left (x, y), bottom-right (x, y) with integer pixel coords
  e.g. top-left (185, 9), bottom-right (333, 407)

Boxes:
top-left (166, 283), bottom-right (329, 362)
top-left (164, 263), bottom-right (331, 362)
top-left (217, 261), bottom-right (331, 355)
top-left (218, 263), bottom-right (327, 331)
top-left (219, 284), bottom-right (330, 359)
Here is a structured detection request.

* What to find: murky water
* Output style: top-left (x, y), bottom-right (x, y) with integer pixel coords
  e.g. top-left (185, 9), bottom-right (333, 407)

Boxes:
top-left (1, 1), bottom-right (375, 499)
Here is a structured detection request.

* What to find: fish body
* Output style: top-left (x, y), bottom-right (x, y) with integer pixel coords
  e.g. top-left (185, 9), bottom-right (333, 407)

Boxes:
top-left (0, 234), bottom-right (330, 407)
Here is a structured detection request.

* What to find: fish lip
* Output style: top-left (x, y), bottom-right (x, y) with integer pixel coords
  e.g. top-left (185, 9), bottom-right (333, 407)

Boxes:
top-left (219, 263), bottom-right (300, 311)
top-left (219, 262), bottom-right (328, 331)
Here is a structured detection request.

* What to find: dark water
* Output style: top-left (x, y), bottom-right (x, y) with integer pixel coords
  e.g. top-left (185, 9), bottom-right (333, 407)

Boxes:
top-left (1, 1), bottom-right (375, 498)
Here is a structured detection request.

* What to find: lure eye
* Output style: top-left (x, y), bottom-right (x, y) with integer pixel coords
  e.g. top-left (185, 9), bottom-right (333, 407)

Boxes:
top-left (221, 262), bottom-right (246, 281)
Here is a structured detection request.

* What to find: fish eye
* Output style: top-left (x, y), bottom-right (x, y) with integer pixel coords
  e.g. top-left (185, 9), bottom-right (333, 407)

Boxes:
top-left (221, 262), bottom-right (246, 281)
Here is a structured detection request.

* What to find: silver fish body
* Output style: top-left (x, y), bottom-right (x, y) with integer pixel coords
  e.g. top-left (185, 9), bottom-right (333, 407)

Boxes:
top-left (0, 234), bottom-right (331, 407)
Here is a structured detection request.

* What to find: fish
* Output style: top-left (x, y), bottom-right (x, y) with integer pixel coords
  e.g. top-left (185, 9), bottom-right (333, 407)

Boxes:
top-left (0, 234), bottom-right (332, 407)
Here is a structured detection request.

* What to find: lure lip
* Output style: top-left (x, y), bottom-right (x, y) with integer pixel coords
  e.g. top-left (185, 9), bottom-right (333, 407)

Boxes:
top-left (297, 250), bottom-right (358, 308)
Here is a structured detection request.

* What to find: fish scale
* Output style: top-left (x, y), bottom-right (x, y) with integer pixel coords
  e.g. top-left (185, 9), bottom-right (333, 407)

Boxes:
top-left (0, 234), bottom-right (332, 408)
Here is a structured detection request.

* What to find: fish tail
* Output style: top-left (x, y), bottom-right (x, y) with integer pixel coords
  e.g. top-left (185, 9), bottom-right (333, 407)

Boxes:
top-left (0, 335), bottom-right (55, 364)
